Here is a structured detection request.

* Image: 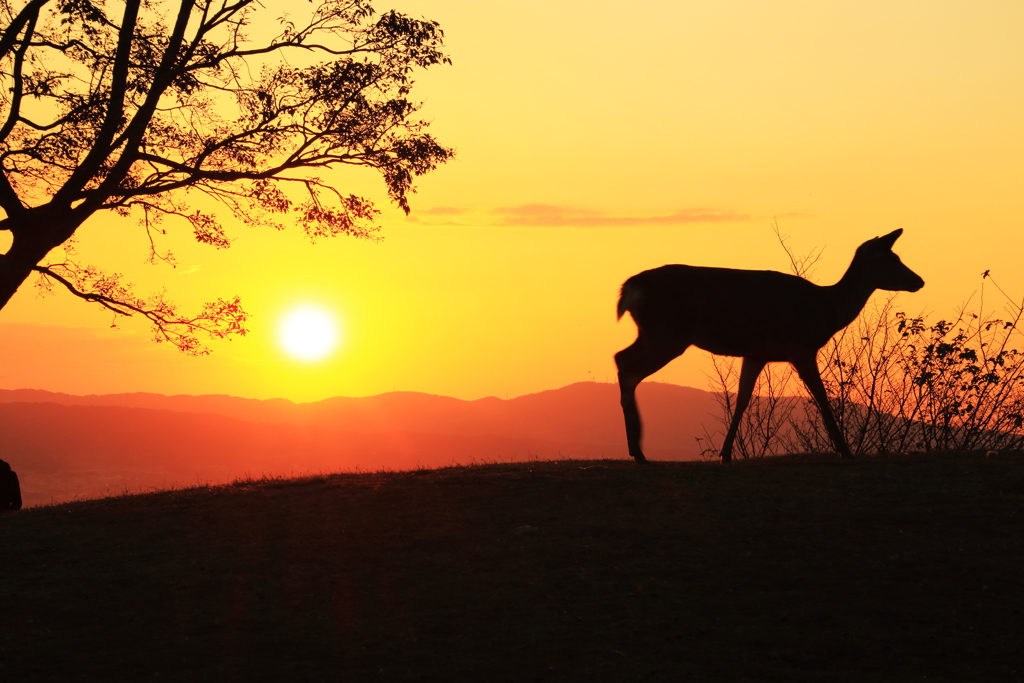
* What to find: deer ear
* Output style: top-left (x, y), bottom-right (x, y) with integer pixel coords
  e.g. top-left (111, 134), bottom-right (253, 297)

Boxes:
top-left (875, 228), bottom-right (903, 249)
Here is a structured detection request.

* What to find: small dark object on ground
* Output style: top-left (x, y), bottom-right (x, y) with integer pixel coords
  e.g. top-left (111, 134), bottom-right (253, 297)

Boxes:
top-left (0, 459), bottom-right (22, 511)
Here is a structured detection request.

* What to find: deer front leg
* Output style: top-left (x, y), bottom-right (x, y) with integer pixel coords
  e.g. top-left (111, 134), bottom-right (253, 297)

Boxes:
top-left (719, 357), bottom-right (767, 464)
top-left (791, 354), bottom-right (854, 458)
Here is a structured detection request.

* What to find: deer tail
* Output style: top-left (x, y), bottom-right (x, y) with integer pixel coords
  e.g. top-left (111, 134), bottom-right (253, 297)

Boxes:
top-left (617, 279), bottom-right (642, 320)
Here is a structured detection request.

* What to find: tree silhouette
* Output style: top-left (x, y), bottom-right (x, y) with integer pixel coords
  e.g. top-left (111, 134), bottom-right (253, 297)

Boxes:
top-left (0, 0), bottom-right (452, 353)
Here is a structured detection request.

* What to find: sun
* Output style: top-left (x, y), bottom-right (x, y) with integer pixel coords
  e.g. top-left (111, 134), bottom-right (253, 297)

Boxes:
top-left (278, 305), bottom-right (341, 362)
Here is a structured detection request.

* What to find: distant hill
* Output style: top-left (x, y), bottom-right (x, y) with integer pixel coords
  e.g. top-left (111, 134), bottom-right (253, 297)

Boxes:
top-left (0, 382), bottom-right (726, 506)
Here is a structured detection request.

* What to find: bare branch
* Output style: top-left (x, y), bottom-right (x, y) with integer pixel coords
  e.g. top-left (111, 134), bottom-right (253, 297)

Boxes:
top-left (772, 217), bottom-right (824, 280)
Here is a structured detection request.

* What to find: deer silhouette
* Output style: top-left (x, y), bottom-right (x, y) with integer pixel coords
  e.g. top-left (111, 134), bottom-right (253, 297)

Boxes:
top-left (615, 229), bottom-right (924, 463)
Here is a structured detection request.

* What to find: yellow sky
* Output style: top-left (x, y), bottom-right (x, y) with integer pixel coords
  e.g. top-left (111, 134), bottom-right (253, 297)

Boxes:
top-left (1, 0), bottom-right (1022, 401)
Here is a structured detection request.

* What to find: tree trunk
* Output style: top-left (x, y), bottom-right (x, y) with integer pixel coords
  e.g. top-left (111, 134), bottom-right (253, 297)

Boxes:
top-left (0, 214), bottom-right (74, 309)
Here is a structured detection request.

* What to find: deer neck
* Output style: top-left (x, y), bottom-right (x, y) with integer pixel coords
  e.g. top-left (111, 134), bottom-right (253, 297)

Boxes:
top-left (826, 267), bottom-right (877, 331)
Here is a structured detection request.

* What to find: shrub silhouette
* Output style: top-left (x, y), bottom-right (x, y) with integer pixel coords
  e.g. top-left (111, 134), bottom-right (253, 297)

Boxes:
top-left (700, 233), bottom-right (1024, 457)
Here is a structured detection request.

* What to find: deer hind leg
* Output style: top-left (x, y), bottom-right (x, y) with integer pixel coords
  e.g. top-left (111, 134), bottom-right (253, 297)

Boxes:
top-left (615, 336), bottom-right (688, 464)
top-left (719, 357), bottom-right (768, 464)
top-left (791, 354), bottom-right (854, 458)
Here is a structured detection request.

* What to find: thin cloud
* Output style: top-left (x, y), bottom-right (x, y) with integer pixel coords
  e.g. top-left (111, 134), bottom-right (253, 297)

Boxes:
top-left (420, 206), bottom-right (468, 215)
top-left (491, 204), bottom-right (599, 218)
top-left (407, 204), bottom-right (750, 227)
top-left (490, 205), bottom-right (749, 227)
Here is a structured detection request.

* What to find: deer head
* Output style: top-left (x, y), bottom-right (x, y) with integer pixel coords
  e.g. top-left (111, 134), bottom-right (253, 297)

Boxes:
top-left (854, 229), bottom-right (924, 292)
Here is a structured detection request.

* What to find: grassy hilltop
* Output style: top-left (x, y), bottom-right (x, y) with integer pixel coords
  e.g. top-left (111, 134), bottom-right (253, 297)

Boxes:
top-left (2, 453), bottom-right (1023, 681)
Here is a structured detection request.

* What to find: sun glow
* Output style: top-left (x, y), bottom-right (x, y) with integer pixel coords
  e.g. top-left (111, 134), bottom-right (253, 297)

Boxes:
top-left (278, 305), bottom-right (341, 362)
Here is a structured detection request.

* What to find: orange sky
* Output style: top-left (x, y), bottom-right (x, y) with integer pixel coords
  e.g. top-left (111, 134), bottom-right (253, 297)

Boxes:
top-left (1, 0), bottom-right (1023, 402)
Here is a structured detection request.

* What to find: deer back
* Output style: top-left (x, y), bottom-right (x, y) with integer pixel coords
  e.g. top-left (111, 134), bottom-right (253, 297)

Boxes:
top-left (621, 265), bottom-right (844, 360)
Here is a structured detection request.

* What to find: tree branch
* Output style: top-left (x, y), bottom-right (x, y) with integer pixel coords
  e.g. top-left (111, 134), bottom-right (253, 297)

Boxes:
top-left (0, 0), bottom-right (49, 61)
top-left (32, 262), bottom-right (248, 355)
top-left (32, 264), bottom-right (140, 317)
top-left (0, 3), bottom-right (41, 216)
top-left (53, 0), bottom-right (144, 207)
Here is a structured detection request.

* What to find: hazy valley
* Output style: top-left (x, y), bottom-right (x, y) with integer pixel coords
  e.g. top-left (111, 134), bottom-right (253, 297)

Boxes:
top-left (1, 382), bottom-right (725, 506)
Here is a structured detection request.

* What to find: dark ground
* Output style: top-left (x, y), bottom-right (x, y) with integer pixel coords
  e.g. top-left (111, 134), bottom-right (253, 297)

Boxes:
top-left (1, 452), bottom-right (1022, 682)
